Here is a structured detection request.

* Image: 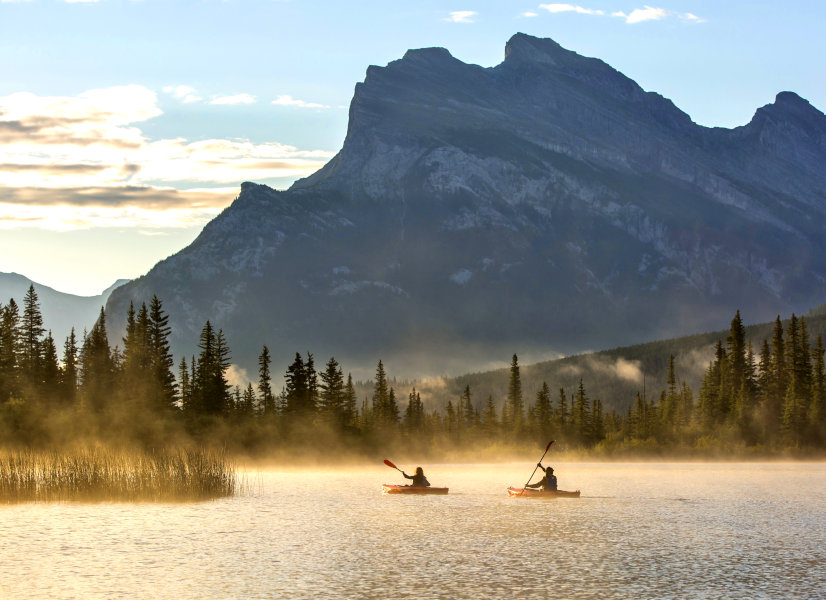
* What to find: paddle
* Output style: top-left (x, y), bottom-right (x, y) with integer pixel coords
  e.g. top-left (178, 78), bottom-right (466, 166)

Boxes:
top-left (384, 459), bottom-right (404, 474)
top-left (518, 440), bottom-right (554, 497)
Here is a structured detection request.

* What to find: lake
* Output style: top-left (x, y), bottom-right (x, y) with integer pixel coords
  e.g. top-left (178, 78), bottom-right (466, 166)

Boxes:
top-left (1, 462), bottom-right (824, 599)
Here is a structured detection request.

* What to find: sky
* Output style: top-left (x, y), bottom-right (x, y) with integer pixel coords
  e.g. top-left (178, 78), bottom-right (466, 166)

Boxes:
top-left (1, 0), bottom-right (824, 296)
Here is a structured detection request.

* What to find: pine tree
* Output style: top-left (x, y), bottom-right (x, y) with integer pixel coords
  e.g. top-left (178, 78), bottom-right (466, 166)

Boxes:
top-left (40, 331), bottom-right (61, 401)
top-left (61, 328), bottom-right (78, 405)
top-left (0, 299), bottom-right (21, 401)
top-left (506, 354), bottom-right (524, 432)
top-left (319, 356), bottom-right (345, 422)
top-left (461, 385), bottom-right (474, 429)
top-left (257, 345), bottom-right (275, 415)
top-left (343, 373), bottom-right (357, 427)
top-left (178, 356), bottom-right (191, 411)
top-left (284, 352), bottom-right (308, 416)
top-left (20, 285), bottom-right (45, 390)
top-left (148, 296), bottom-right (176, 409)
top-left (482, 394), bottom-right (498, 437)
top-left (80, 308), bottom-right (113, 412)
top-left (571, 379), bottom-right (591, 444)
top-left (808, 334), bottom-right (825, 442)
top-left (191, 321), bottom-right (231, 415)
top-left (372, 360), bottom-right (391, 425)
top-left (534, 382), bottom-right (552, 439)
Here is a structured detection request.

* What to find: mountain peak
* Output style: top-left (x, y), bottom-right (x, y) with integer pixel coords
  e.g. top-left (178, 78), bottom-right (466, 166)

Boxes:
top-left (400, 46), bottom-right (455, 65)
top-left (504, 32), bottom-right (566, 65)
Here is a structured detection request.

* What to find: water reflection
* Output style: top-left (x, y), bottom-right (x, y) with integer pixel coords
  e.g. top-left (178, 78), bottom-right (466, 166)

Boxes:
top-left (1, 463), bottom-right (824, 599)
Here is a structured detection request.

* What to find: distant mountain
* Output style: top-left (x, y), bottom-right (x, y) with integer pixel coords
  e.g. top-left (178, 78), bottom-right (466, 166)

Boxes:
top-left (422, 309), bottom-right (826, 415)
top-left (107, 33), bottom-right (826, 378)
top-left (0, 273), bottom-right (129, 346)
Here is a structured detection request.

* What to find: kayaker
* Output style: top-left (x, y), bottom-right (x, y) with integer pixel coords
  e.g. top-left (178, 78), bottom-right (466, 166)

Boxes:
top-left (402, 466), bottom-right (430, 487)
top-left (526, 463), bottom-right (557, 491)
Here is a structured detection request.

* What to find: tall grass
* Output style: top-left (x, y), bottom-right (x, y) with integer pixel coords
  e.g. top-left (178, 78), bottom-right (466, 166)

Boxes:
top-left (0, 448), bottom-right (236, 503)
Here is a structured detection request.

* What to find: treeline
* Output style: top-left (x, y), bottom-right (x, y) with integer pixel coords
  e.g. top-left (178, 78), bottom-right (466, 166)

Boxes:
top-left (1, 286), bottom-right (824, 455)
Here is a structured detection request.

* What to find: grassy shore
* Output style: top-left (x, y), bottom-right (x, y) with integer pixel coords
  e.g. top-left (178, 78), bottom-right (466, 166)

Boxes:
top-left (0, 448), bottom-right (236, 503)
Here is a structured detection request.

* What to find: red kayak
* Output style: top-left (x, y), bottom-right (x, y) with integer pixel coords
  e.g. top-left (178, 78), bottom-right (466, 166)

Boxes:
top-left (507, 487), bottom-right (580, 498)
top-left (382, 484), bottom-right (449, 495)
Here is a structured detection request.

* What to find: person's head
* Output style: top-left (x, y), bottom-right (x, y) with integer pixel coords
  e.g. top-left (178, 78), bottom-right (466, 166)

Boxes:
top-left (547, 467), bottom-right (554, 474)
top-left (415, 466), bottom-right (424, 476)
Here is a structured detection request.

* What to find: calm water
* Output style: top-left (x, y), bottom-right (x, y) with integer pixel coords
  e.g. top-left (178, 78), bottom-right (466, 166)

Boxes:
top-left (1, 462), bottom-right (824, 599)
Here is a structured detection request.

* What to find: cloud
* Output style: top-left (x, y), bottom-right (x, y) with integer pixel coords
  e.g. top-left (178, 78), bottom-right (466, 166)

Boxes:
top-left (445, 10), bottom-right (477, 23)
top-left (561, 356), bottom-right (644, 383)
top-left (163, 85), bottom-right (203, 104)
top-left (680, 12), bottom-right (706, 23)
top-left (614, 6), bottom-right (668, 23)
top-left (271, 95), bottom-right (330, 109)
top-left (210, 94), bottom-right (257, 105)
top-left (532, 4), bottom-right (705, 24)
top-left (521, 11), bottom-right (539, 17)
top-left (0, 187), bottom-right (230, 231)
top-left (539, 3), bottom-right (604, 15)
top-left (0, 86), bottom-right (335, 230)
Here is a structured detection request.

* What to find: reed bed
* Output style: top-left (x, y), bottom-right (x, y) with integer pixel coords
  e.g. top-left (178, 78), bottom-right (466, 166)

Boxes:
top-left (0, 448), bottom-right (237, 503)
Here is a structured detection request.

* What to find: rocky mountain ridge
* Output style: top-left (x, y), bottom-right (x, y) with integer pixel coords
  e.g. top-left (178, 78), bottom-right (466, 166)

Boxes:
top-left (107, 33), bottom-right (826, 378)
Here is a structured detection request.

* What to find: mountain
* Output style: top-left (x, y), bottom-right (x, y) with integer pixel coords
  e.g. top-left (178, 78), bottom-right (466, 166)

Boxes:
top-left (107, 33), bottom-right (826, 378)
top-left (421, 308), bottom-right (826, 415)
top-left (0, 273), bottom-right (129, 346)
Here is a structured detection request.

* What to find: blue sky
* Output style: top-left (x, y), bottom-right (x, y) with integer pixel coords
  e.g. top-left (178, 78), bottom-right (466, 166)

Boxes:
top-left (1, 0), bottom-right (824, 295)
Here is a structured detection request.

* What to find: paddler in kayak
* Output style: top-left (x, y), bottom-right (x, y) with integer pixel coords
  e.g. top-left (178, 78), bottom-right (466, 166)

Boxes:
top-left (402, 466), bottom-right (430, 487)
top-left (525, 463), bottom-right (557, 491)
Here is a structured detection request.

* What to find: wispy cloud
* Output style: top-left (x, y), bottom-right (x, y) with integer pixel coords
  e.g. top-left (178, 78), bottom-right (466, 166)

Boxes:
top-left (613, 6), bottom-right (667, 23)
top-left (0, 86), bottom-right (335, 230)
top-left (540, 3), bottom-right (604, 15)
top-left (271, 95), bottom-right (330, 109)
top-left (521, 11), bottom-right (539, 17)
top-left (533, 4), bottom-right (705, 24)
top-left (210, 93), bottom-right (257, 105)
top-left (163, 85), bottom-right (203, 104)
top-left (445, 10), bottom-right (477, 23)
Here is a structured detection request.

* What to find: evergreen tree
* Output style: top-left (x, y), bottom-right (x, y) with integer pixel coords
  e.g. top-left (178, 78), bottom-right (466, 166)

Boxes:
top-left (148, 296), bottom-right (176, 409)
top-left (0, 299), bottom-right (21, 400)
top-left (461, 385), bottom-right (474, 428)
top-left (284, 353), bottom-right (309, 415)
top-left (178, 356), bottom-right (191, 411)
top-left (80, 308), bottom-right (113, 412)
top-left (191, 321), bottom-right (231, 415)
top-left (61, 328), bottom-right (78, 405)
top-left (20, 285), bottom-right (45, 390)
top-left (343, 373), bottom-right (357, 427)
top-left (506, 354), bottom-right (524, 432)
top-left (40, 331), bottom-right (61, 400)
top-left (482, 394), bottom-right (498, 437)
top-left (809, 334), bottom-right (825, 442)
top-left (571, 379), bottom-right (591, 444)
top-left (319, 356), bottom-right (345, 422)
top-left (372, 360), bottom-right (391, 425)
top-left (257, 345), bottom-right (275, 415)
top-left (534, 382), bottom-right (552, 439)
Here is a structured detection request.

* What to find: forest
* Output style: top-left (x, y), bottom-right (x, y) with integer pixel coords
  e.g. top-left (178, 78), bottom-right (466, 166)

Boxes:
top-left (1, 285), bottom-right (824, 458)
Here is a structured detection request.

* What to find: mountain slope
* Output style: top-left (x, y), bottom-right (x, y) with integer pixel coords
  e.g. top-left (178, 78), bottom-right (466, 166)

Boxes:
top-left (107, 34), bottom-right (826, 377)
top-left (0, 273), bottom-right (129, 346)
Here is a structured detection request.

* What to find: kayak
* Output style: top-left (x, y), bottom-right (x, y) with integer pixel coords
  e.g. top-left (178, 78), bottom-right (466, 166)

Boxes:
top-left (507, 487), bottom-right (580, 498)
top-left (382, 484), bottom-right (449, 495)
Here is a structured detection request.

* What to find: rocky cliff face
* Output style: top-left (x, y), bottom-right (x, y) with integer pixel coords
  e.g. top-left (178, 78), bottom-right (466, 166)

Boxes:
top-left (108, 34), bottom-right (826, 377)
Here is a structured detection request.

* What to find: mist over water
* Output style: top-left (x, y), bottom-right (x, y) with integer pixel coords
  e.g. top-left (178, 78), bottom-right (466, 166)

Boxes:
top-left (1, 463), bottom-right (823, 599)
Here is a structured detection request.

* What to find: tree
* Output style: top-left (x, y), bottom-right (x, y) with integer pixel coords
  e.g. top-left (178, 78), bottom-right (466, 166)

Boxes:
top-left (191, 321), bottom-right (231, 415)
top-left (506, 354), bottom-right (524, 432)
top-left (534, 382), bottom-right (552, 439)
top-left (284, 353), bottom-right (309, 416)
top-left (319, 356), bottom-right (345, 422)
top-left (80, 308), bottom-right (113, 412)
top-left (61, 328), bottom-right (78, 405)
top-left (0, 300), bottom-right (21, 401)
top-left (257, 345), bottom-right (275, 415)
top-left (178, 356), bottom-right (191, 411)
top-left (20, 285), bottom-right (45, 389)
top-left (148, 296), bottom-right (177, 409)
top-left (343, 374), bottom-right (357, 427)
